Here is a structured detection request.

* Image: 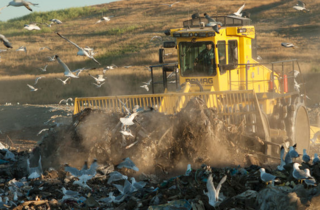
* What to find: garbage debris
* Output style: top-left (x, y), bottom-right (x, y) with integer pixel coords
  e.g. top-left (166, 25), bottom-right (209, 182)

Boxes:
top-left (1, 98), bottom-right (320, 209)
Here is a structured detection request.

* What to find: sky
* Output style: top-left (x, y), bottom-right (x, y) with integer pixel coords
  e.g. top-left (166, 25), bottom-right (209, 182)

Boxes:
top-left (0, 0), bottom-right (115, 21)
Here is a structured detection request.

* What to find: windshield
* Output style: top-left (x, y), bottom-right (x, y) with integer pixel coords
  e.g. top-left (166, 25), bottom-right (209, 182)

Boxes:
top-left (179, 41), bottom-right (216, 77)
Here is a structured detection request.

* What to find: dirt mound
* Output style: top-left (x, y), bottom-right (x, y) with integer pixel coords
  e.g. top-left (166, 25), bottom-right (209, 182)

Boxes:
top-left (37, 97), bottom-right (243, 175)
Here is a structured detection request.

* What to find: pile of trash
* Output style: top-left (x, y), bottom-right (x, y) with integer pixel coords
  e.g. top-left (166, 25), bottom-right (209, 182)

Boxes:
top-left (1, 98), bottom-right (320, 209)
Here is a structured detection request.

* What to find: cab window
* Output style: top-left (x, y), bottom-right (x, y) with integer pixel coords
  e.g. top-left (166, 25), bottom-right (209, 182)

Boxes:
top-left (217, 41), bottom-right (226, 74)
top-left (228, 40), bottom-right (238, 68)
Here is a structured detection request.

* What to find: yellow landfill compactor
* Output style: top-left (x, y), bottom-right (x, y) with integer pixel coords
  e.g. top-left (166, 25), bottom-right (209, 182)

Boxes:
top-left (74, 13), bottom-right (319, 159)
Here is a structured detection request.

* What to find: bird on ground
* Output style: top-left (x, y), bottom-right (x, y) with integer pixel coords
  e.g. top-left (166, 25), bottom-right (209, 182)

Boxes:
top-left (50, 19), bottom-right (62, 24)
top-left (277, 146), bottom-right (286, 171)
top-left (107, 171), bottom-right (128, 184)
top-left (293, 1), bottom-right (309, 11)
top-left (0, 49), bottom-right (7, 52)
top-left (259, 168), bottom-right (280, 186)
top-left (232, 3), bottom-right (245, 17)
top-left (64, 159), bottom-right (98, 177)
top-left (124, 66), bottom-right (132, 68)
top-left (55, 55), bottom-right (79, 78)
top-left (95, 16), bottom-right (111, 24)
top-left (73, 174), bottom-right (93, 190)
top-left (130, 177), bottom-right (147, 190)
top-left (39, 46), bottom-right (51, 51)
top-left (47, 55), bottom-right (55, 62)
top-left (292, 163), bottom-right (312, 182)
top-left (140, 85), bottom-right (149, 91)
top-left (313, 153), bottom-right (320, 165)
top-left (311, 131), bottom-right (320, 144)
top-left (62, 187), bottom-right (79, 197)
top-left (27, 156), bottom-right (42, 179)
top-left (92, 82), bottom-right (105, 88)
top-left (161, 2), bottom-right (180, 7)
top-left (56, 77), bottom-right (70, 85)
top-left (117, 157), bottom-right (139, 171)
top-left (37, 128), bottom-right (49, 136)
top-left (34, 76), bottom-right (44, 85)
top-left (59, 98), bottom-right (73, 105)
top-left (204, 13), bottom-right (223, 34)
top-left (16, 46), bottom-right (27, 53)
top-left (27, 84), bottom-right (38, 91)
top-left (7, 0), bottom-right (38, 11)
top-left (56, 33), bottom-right (101, 65)
top-left (120, 112), bottom-right (138, 126)
top-left (24, 23), bottom-right (40, 30)
top-left (90, 74), bottom-right (105, 83)
top-left (281, 43), bottom-right (295, 48)
top-left (150, 36), bottom-right (162, 41)
top-left (0, 34), bottom-right (12, 48)
top-left (203, 174), bottom-right (227, 207)
top-left (302, 149), bottom-right (310, 163)
top-left (285, 145), bottom-right (299, 164)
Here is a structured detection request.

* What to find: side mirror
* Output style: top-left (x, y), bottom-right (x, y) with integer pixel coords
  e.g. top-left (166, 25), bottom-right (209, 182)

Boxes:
top-left (159, 48), bottom-right (165, 63)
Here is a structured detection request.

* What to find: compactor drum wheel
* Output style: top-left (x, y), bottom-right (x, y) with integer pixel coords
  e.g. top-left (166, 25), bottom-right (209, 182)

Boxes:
top-left (286, 96), bottom-right (310, 154)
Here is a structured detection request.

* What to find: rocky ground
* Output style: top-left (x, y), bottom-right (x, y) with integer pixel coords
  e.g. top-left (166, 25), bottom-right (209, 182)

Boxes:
top-left (0, 99), bottom-right (320, 209)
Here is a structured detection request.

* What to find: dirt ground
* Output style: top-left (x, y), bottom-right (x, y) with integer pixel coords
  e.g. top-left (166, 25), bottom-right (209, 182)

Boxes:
top-left (0, 104), bottom-right (73, 150)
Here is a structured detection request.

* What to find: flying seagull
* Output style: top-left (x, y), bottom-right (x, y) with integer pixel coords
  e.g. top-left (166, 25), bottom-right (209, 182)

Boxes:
top-left (161, 2), bottom-right (180, 7)
top-left (47, 55), bottom-right (55, 61)
top-left (203, 174), bottom-right (227, 207)
top-left (117, 157), bottom-right (139, 171)
top-left (55, 55), bottom-right (79, 78)
top-left (56, 77), bottom-right (70, 85)
top-left (34, 76), bottom-right (45, 85)
top-left (92, 82), bottom-right (105, 88)
top-left (59, 98), bottom-right (72, 105)
top-left (50, 19), bottom-right (62, 24)
top-left (64, 159), bottom-right (98, 177)
top-left (39, 46), bottom-right (52, 51)
top-left (281, 43), bottom-right (295, 48)
top-left (140, 85), bottom-right (149, 91)
top-left (233, 3), bottom-right (245, 17)
top-left (204, 13), bottom-right (223, 34)
top-left (277, 146), bottom-right (286, 171)
top-left (90, 74), bottom-right (105, 83)
top-left (95, 16), bottom-right (111, 24)
top-left (7, 0), bottom-right (38, 11)
top-left (0, 34), bottom-right (12, 48)
top-left (120, 112), bottom-right (138, 126)
top-left (27, 156), bottom-right (42, 179)
top-left (56, 33), bottom-right (101, 65)
top-left (27, 84), bottom-right (38, 91)
top-left (16, 46), bottom-right (27, 53)
top-left (293, 1), bottom-right (309, 11)
top-left (24, 23), bottom-right (40, 30)
top-left (39, 64), bottom-right (48, 72)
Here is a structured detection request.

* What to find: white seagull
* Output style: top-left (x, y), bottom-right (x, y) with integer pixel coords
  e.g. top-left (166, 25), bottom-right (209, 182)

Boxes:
top-left (27, 84), bottom-right (38, 91)
top-left (203, 174), bottom-right (227, 207)
top-left (0, 34), bottom-right (12, 48)
top-left (92, 82), bottom-right (105, 88)
top-left (120, 112), bottom-right (138, 126)
top-left (103, 64), bottom-right (117, 74)
top-left (16, 46), bottom-right (27, 53)
top-left (140, 85), bottom-right (149, 91)
top-left (56, 33), bottom-right (101, 65)
top-left (150, 36), bottom-right (162, 41)
top-left (143, 79), bottom-right (152, 85)
top-left (259, 168), bottom-right (280, 186)
top-left (39, 46), bottom-right (52, 51)
top-left (56, 77), bottom-right (70, 85)
top-left (292, 163), bottom-right (312, 181)
top-left (7, 0), bottom-right (38, 11)
top-left (59, 98), bottom-right (73, 105)
top-left (47, 55), bottom-right (55, 61)
top-left (34, 76), bottom-right (45, 85)
top-left (24, 23), bottom-right (40, 30)
top-left (281, 43), bottom-right (295, 48)
top-left (50, 19), bottom-right (62, 24)
top-left (90, 74), bottom-right (105, 83)
top-left (161, 2), bottom-right (180, 7)
top-left (95, 16), bottom-right (111, 24)
top-left (293, 1), bottom-right (309, 11)
top-left (120, 130), bottom-right (134, 137)
top-left (233, 3), bottom-right (245, 17)
top-left (55, 55), bottom-right (79, 78)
